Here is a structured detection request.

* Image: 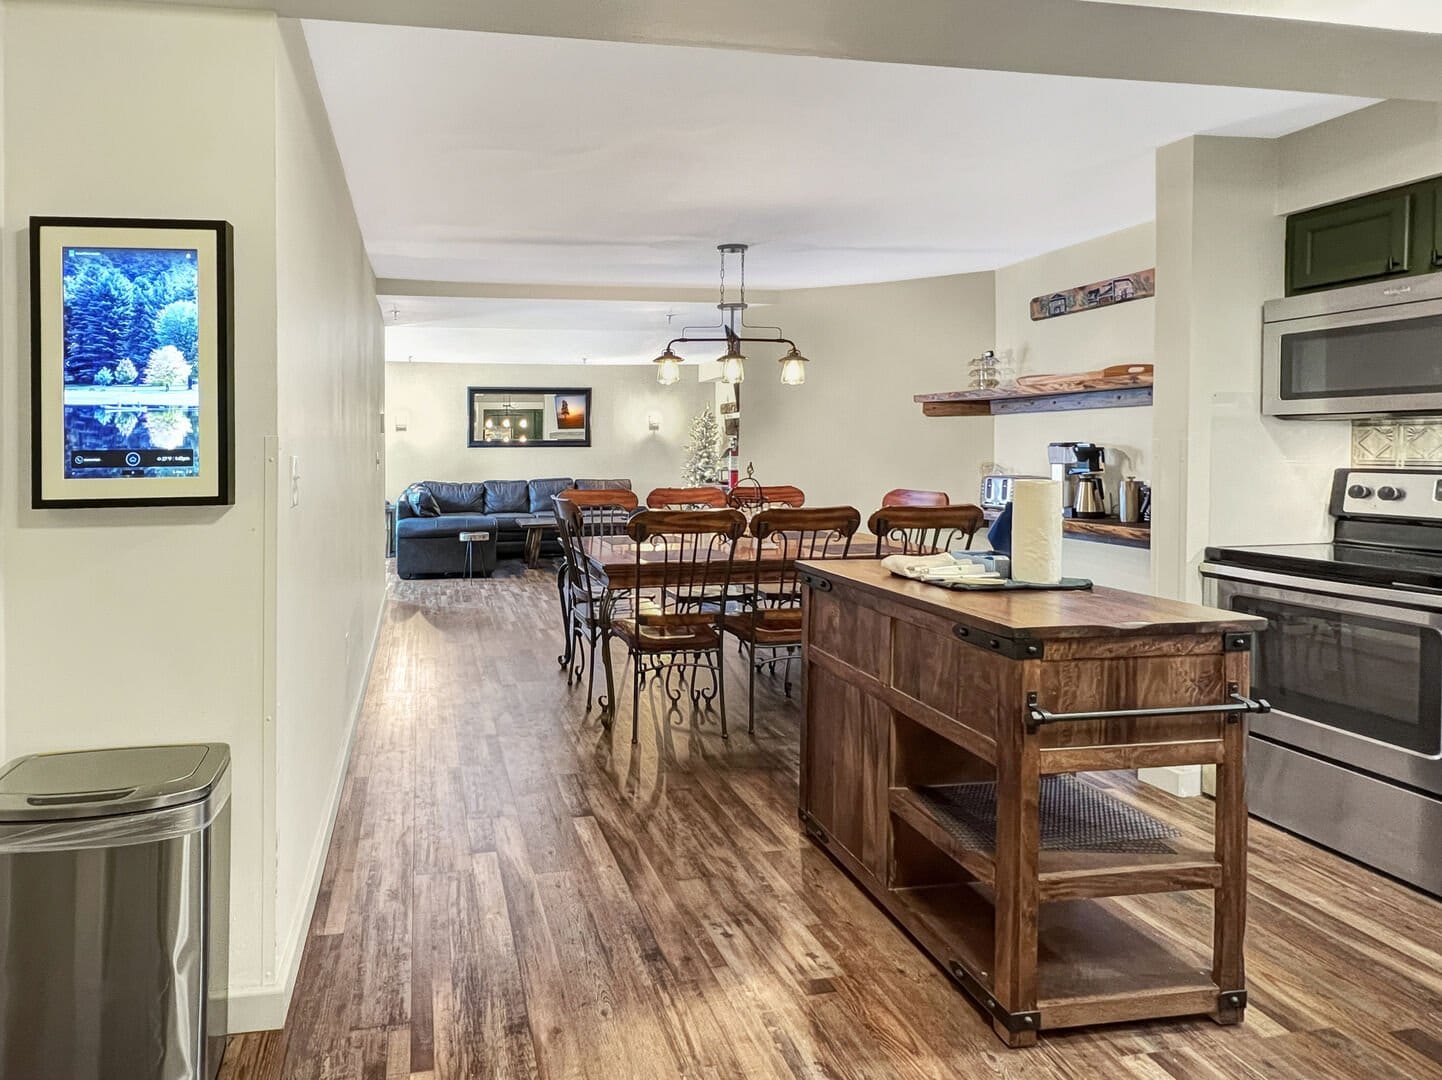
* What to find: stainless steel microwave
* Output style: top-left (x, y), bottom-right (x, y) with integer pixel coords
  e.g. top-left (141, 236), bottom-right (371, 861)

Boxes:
top-left (1263, 273), bottom-right (1442, 419)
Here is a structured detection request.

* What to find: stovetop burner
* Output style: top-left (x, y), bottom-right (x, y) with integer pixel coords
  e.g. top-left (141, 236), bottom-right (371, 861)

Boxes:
top-left (1205, 468), bottom-right (1442, 591)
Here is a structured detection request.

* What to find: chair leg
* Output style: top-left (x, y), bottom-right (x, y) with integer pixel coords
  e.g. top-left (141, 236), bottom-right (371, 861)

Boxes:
top-left (632, 649), bottom-right (642, 745)
top-left (747, 642), bottom-right (757, 735)
top-left (557, 569), bottom-right (571, 669)
top-left (599, 629), bottom-right (616, 730)
top-left (718, 647), bottom-right (729, 740)
top-left (585, 624), bottom-right (599, 711)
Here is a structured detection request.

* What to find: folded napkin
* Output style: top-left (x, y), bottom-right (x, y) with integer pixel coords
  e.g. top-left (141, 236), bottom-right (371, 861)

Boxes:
top-left (881, 553), bottom-right (1006, 584)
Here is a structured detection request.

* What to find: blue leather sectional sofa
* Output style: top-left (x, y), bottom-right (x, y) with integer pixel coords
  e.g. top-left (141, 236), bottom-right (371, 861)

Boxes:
top-left (395, 477), bottom-right (631, 579)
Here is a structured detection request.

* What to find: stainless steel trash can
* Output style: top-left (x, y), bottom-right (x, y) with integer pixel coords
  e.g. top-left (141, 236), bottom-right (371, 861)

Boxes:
top-left (0, 744), bottom-right (231, 1080)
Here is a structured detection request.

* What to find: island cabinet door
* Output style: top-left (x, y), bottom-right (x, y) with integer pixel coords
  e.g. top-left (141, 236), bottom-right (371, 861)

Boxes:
top-left (802, 584), bottom-right (892, 879)
top-left (802, 665), bottom-right (890, 880)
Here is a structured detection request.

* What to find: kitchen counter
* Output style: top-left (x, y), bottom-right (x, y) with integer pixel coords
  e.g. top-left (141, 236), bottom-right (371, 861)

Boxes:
top-left (795, 559), bottom-right (1267, 1046)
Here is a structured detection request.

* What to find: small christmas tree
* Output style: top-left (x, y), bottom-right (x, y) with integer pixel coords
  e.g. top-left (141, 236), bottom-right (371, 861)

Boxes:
top-left (681, 406), bottom-right (724, 486)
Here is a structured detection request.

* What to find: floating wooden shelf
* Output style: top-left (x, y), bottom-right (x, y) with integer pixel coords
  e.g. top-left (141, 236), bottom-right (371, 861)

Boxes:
top-left (915, 372), bottom-right (1153, 417)
top-left (981, 508), bottom-right (1151, 548)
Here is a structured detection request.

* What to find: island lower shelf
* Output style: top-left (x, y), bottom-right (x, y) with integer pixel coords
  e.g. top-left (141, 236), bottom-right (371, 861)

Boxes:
top-left (796, 557), bottom-right (1263, 1046)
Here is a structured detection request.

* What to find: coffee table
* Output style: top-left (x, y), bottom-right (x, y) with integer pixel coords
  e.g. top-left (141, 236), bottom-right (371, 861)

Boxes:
top-left (517, 514), bottom-right (559, 569)
top-left (457, 530), bottom-right (493, 579)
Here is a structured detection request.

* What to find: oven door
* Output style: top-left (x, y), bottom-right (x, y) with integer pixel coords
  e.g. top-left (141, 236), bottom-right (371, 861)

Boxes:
top-left (1262, 289), bottom-right (1442, 418)
top-left (1201, 564), bottom-right (1442, 795)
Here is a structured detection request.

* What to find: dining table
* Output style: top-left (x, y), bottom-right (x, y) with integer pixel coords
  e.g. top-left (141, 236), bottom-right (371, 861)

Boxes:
top-left (580, 532), bottom-right (888, 591)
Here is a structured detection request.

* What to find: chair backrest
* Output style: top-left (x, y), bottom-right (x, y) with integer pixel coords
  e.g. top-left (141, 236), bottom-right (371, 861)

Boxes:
top-left (728, 483), bottom-right (806, 512)
top-left (645, 486), bottom-right (729, 510)
top-left (745, 506), bottom-right (861, 610)
top-left (882, 487), bottom-right (950, 508)
top-left (558, 486), bottom-right (639, 514)
top-left (868, 504), bottom-right (985, 556)
top-left (625, 509), bottom-right (747, 624)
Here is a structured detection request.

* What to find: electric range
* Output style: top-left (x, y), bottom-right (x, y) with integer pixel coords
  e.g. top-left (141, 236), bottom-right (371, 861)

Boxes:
top-left (1201, 468), bottom-right (1442, 895)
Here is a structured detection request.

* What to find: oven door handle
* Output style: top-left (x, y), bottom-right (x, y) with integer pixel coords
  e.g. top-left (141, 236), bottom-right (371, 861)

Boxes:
top-left (1026, 690), bottom-right (1271, 733)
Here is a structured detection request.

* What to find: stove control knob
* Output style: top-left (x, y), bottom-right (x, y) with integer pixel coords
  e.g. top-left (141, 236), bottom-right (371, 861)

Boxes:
top-left (1347, 483), bottom-right (1373, 499)
top-left (1377, 485), bottom-right (1405, 502)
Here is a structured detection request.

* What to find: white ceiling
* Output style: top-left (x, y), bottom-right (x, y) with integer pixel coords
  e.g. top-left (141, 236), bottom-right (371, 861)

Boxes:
top-left (1082, 0), bottom-right (1442, 32)
top-left (380, 296), bottom-right (744, 365)
top-left (304, 21), bottom-right (1374, 291)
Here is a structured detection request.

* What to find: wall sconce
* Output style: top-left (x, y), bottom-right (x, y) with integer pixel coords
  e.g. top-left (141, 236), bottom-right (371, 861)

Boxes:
top-left (647, 412), bottom-right (662, 433)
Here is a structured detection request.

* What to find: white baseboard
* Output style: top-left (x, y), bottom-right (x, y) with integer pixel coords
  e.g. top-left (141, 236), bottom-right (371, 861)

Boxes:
top-left (1138, 764), bottom-right (1203, 798)
top-left (226, 600), bottom-right (384, 1033)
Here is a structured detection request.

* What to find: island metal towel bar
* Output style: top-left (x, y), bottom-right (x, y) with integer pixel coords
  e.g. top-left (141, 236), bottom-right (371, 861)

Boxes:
top-left (1025, 686), bottom-right (1270, 733)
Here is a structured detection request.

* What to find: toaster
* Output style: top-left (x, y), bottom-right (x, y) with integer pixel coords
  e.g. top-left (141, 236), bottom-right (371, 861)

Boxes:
top-left (979, 474), bottom-right (1047, 511)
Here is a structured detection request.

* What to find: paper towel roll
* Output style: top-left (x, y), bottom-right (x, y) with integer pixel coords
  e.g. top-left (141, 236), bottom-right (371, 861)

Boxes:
top-left (1010, 479), bottom-right (1064, 584)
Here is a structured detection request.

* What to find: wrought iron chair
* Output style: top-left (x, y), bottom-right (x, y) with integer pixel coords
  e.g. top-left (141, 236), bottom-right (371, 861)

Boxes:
top-left (552, 491), bottom-right (639, 711)
top-left (882, 488), bottom-right (950, 507)
top-left (722, 507), bottom-right (861, 733)
top-left (600, 509), bottom-right (747, 744)
top-left (645, 486), bottom-right (729, 509)
top-left (727, 480), bottom-right (806, 514)
top-left (868, 504), bottom-right (984, 555)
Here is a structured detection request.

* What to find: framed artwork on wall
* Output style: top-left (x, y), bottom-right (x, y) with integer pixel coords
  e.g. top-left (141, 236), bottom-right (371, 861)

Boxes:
top-left (30, 217), bottom-right (235, 508)
top-left (467, 387), bottom-right (593, 447)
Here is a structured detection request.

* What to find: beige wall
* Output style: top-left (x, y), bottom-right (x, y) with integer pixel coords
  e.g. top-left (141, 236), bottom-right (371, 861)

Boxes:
top-left (0, 2), bottom-right (385, 1030)
top-left (1276, 99), bottom-right (1442, 214)
top-left (742, 274), bottom-right (996, 515)
top-left (271, 18), bottom-right (387, 1017)
top-left (386, 360), bottom-right (711, 497)
top-left (1, 0), bottom-right (279, 991)
top-left (993, 223), bottom-right (1155, 591)
top-left (1152, 135), bottom-right (1350, 602)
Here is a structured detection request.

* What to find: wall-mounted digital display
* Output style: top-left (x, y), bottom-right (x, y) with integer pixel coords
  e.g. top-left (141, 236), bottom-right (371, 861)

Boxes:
top-left (31, 218), bottom-right (233, 508)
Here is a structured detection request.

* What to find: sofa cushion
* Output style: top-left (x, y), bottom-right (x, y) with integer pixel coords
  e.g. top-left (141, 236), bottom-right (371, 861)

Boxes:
top-left (424, 480), bottom-right (487, 514)
top-left (484, 479), bottom-right (529, 513)
top-left (575, 478), bottom-right (632, 491)
top-left (529, 477), bottom-right (574, 513)
top-left (396, 513), bottom-right (498, 539)
top-left (403, 484), bottom-right (442, 518)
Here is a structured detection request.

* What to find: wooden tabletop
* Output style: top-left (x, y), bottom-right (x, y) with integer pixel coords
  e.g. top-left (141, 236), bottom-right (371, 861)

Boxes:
top-left (584, 534), bottom-right (883, 588)
top-left (797, 557), bottom-right (1265, 640)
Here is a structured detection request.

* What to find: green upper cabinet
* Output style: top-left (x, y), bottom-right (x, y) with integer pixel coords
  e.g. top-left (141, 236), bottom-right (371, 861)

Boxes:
top-left (1433, 181), bottom-right (1442, 271)
top-left (1286, 191), bottom-right (1413, 293)
top-left (1284, 176), bottom-right (1442, 295)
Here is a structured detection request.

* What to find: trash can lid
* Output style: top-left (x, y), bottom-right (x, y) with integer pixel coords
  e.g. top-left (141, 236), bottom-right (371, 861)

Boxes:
top-left (0, 743), bottom-right (230, 821)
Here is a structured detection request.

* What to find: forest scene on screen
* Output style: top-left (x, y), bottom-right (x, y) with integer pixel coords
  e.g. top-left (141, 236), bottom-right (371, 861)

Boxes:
top-left (61, 246), bottom-right (202, 479)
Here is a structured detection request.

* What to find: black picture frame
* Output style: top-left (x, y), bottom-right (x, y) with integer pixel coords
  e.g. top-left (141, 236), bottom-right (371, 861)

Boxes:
top-left (30, 216), bottom-right (235, 509)
top-left (466, 386), bottom-right (593, 448)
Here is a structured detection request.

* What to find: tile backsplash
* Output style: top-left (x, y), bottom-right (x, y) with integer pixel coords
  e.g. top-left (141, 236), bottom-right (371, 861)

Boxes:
top-left (1353, 419), bottom-right (1442, 467)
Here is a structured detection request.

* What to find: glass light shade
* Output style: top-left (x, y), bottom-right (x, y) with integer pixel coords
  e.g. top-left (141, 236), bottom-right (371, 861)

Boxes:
top-left (779, 347), bottom-right (808, 386)
top-left (653, 347), bottom-right (682, 386)
top-left (519, 417), bottom-right (528, 429)
top-left (720, 346), bottom-right (746, 385)
top-left (502, 417), bottom-right (511, 428)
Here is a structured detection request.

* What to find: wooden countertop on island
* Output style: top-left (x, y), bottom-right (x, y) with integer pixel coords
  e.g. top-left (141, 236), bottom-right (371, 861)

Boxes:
top-left (794, 557), bottom-right (1262, 643)
top-left (796, 559), bottom-right (1266, 1047)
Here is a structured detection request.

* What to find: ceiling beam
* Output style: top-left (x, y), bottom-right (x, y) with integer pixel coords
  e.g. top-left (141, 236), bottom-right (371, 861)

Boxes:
top-left (133, 0), bottom-right (1442, 101)
top-left (376, 279), bottom-right (780, 304)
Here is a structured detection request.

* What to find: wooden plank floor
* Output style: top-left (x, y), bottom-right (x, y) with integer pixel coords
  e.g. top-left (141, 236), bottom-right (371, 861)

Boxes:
top-left (220, 565), bottom-right (1442, 1079)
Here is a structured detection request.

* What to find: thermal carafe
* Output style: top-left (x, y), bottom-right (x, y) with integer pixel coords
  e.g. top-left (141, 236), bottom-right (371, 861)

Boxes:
top-left (1119, 477), bottom-right (1144, 523)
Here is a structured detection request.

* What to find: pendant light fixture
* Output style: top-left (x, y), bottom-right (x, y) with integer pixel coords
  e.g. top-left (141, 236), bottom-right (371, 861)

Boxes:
top-left (653, 345), bottom-right (682, 386)
top-left (650, 243), bottom-right (810, 386)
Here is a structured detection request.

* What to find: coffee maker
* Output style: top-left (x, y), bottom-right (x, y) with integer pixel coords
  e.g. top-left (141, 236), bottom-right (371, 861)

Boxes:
top-left (1068, 443), bottom-right (1107, 519)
